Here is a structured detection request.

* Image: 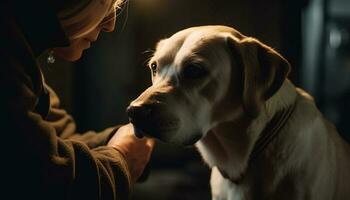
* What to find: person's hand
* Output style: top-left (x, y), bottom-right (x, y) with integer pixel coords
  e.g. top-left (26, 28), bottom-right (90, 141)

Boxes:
top-left (107, 123), bottom-right (155, 184)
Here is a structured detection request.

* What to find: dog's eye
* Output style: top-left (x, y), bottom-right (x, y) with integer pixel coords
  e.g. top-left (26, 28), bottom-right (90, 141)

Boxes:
top-left (150, 62), bottom-right (157, 76)
top-left (182, 63), bottom-right (208, 79)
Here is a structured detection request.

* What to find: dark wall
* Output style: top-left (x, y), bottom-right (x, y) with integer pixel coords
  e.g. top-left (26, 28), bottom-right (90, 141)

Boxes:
top-left (302, 0), bottom-right (350, 141)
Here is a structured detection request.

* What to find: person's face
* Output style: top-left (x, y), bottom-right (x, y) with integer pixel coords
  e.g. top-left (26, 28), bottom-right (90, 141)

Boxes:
top-left (53, 12), bottom-right (116, 61)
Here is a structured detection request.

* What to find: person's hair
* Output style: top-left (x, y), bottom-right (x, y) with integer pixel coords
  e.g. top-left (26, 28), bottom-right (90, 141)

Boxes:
top-left (57, 0), bottom-right (125, 39)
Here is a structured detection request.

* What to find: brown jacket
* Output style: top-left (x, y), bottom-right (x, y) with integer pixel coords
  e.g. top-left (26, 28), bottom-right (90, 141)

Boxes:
top-left (0, 1), bottom-right (130, 199)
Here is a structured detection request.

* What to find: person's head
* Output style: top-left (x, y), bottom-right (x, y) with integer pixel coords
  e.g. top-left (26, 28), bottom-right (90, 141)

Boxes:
top-left (53, 0), bottom-right (125, 61)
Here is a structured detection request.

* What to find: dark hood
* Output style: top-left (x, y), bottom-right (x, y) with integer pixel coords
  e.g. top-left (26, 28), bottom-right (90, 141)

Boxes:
top-left (11, 0), bottom-right (70, 57)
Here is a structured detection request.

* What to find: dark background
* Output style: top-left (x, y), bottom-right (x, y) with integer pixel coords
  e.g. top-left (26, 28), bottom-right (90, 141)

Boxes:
top-left (41, 0), bottom-right (350, 199)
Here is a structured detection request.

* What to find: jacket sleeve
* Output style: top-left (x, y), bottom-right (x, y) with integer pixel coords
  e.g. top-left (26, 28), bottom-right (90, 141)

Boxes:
top-left (27, 110), bottom-right (131, 200)
top-left (44, 84), bottom-right (121, 149)
top-left (0, 16), bottom-right (131, 200)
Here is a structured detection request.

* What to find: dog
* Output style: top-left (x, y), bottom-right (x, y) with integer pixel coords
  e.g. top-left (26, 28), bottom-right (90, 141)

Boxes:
top-left (126, 25), bottom-right (350, 200)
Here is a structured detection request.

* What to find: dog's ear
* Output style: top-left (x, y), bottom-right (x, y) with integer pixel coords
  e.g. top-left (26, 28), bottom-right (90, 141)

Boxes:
top-left (226, 36), bottom-right (291, 118)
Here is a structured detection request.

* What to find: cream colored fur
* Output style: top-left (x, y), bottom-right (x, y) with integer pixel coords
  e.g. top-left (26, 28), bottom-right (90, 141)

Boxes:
top-left (130, 25), bottom-right (350, 200)
top-left (198, 79), bottom-right (350, 200)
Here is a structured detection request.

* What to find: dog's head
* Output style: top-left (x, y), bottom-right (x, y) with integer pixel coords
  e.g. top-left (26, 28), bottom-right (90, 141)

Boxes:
top-left (127, 26), bottom-right (290, 145)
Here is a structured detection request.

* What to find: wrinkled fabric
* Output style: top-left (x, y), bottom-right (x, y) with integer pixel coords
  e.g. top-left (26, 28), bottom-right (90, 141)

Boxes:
top-left (0, 1), bottom-right (131, 199)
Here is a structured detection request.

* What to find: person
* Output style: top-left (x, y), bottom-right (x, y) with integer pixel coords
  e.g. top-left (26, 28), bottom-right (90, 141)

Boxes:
top-left (0, 0), bottom-right (154, 199)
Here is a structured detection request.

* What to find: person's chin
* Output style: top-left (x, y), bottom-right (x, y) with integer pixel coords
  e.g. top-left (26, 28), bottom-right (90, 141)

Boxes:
top-left (56, 51), bottom-right (83, 62)
top-left (69, 54), bottom-right (83, 61)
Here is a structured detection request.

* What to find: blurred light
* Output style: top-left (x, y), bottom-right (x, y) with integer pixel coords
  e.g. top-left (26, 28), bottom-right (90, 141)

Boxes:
top-left (329, 28), bottom-right (342, 48)
top-left (134, 0), bottom-right (167, 12)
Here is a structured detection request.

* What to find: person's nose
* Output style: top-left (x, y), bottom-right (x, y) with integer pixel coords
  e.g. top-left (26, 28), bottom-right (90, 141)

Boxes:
top-left (101, 15), bottom-right (116, 32)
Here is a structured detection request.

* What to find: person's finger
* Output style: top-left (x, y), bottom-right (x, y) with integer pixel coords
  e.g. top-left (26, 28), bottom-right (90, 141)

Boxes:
top-left (146, 138), bottom-right (155, 147)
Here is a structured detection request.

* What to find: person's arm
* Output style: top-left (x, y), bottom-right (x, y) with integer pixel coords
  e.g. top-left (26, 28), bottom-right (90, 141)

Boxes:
top-left (44, 84), bottom-right (119, 148)
top-left (44, 84), bottom-right (154, 184)
top-left (1, 53), bottom-right (131, 200)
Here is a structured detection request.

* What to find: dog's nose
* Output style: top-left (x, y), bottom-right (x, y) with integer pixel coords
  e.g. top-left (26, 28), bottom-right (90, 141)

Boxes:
top-left (126, 105), bottom-right (152, 122)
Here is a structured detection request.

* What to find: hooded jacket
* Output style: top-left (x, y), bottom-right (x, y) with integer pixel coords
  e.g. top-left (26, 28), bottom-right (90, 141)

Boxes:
top-left (0, 1), bottom-right (130, 199)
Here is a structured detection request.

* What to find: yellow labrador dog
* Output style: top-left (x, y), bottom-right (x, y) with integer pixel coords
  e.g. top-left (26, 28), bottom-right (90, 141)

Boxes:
top-left (127, 26), bottom-right (350, 200)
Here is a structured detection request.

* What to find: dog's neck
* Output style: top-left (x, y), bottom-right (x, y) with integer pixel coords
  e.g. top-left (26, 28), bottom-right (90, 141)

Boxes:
top-left (196, 80), bottom-right (298, 182)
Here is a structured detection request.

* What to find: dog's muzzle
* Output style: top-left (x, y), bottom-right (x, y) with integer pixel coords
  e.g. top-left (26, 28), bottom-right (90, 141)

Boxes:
top-left (126, 104), bottom-right (179, 139)
top-left (126, 105), bottom-right (151, 138)
top-left (127, 105), bottom-right (152, 123)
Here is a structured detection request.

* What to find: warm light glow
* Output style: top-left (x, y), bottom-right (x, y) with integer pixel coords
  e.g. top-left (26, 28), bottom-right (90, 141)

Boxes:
top-left (134, 0), bottom-right (169, 12)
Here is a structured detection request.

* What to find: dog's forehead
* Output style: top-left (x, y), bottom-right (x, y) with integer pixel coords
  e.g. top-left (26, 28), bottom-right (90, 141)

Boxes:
top-left (153, 26), bottom-right (237, 65)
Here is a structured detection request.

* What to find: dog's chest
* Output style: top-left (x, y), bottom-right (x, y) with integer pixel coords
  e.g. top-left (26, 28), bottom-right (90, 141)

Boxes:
top-left (195, 135), bottom-right (229, 167)
top-left (211, 167), bottom-right (251, 200)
